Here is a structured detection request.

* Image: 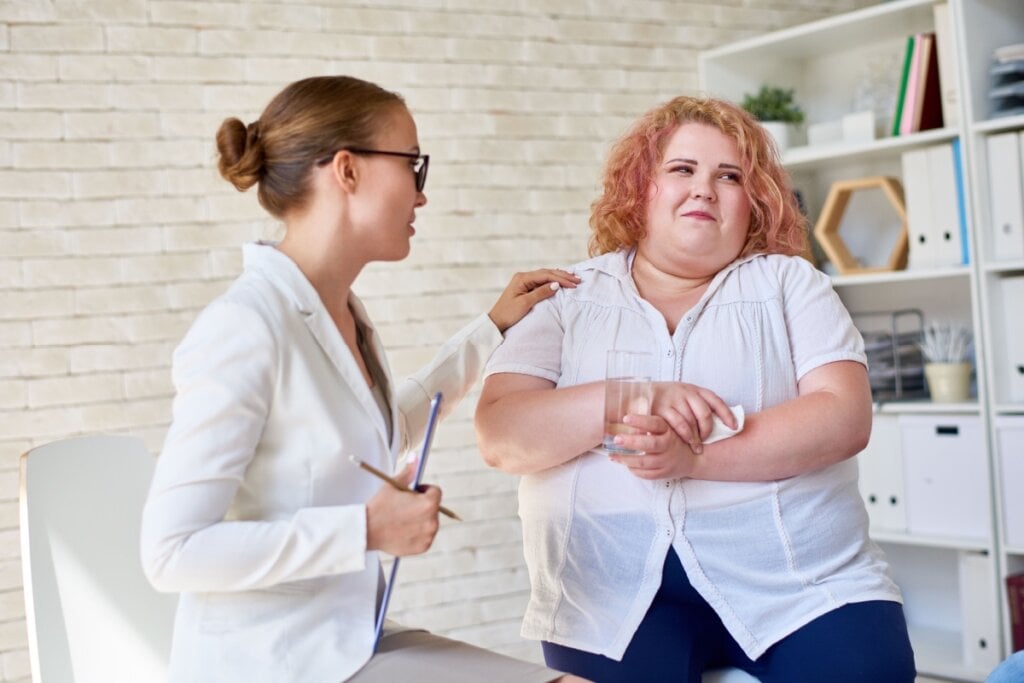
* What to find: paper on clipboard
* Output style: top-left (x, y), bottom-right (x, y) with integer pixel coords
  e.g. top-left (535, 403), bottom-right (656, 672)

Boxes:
top-left (373, 391), bottom-right (443, 650)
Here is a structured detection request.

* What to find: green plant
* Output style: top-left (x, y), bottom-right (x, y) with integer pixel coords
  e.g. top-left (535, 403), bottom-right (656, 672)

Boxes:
top-left (741, 86), bottom-right (805, 124)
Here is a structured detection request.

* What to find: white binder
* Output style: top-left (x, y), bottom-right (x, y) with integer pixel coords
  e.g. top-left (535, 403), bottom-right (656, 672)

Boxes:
top-left (987, 133), bottom-right (1024, 260)
top-left (957, 551), bottom-right (1001, 672)
top-left (857, 413), bottom-right (907, 532)
top-left (903, 147), bottom-right (936, 269)
top-left (928, 144), bottom-right (964, 266)
top-left (1001, 276), bottom-right (1024, 403)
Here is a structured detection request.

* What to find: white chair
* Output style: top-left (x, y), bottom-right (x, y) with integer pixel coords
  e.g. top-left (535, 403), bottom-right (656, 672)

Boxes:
top-left (20, 435), bottom-right (177, 683)
top-left (704, 667), bottom-right (761, 682)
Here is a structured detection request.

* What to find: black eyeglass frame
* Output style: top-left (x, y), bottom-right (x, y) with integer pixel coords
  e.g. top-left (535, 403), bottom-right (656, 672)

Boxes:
top-left (316, 147), bottom-right (429, 192)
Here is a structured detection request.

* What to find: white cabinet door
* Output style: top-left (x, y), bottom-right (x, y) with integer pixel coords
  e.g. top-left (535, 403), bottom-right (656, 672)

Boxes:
top-left (900, 415), bottom-right (989, 540)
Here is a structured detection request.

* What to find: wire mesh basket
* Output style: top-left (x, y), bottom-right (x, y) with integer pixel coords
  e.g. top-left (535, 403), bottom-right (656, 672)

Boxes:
top-left (852, 308), bottom-right (927, 402)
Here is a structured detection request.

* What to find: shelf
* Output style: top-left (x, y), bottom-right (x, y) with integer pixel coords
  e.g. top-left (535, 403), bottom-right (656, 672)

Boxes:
top-left (784, 128), bottom-right (959, 171)
top-left (974, 113), bottom-right (1024, 135)
top-left (995, 404), bottom-right (1024, 416)
top-left (871, 529), bottom-right (991, 552)
top-left (1004, 546), bottom-right (1024, 556)
top-left (982, 259), bottom-right (1024, 274)
top-left (830, 265), bottom-right (970, 287)
top-left (700, 0), bottom-right (935, 63)
top-left (874, 401), bottom-right (980, 415)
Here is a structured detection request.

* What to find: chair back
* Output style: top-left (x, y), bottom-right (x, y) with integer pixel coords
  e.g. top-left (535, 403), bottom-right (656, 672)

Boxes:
top-left (20, 435), bottom-right (177, 682)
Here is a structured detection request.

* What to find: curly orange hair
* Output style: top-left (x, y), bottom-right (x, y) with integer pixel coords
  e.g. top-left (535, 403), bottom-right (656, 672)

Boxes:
top-left (589, 95), bottom-right (807, 258)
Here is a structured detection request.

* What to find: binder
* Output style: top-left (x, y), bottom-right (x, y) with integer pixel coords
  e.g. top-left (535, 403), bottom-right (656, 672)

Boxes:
top-left (373, 392), bottom-right (443, 650)
top-left (857, 414), bottom-right (906, 532)
top-left (952, 138), bottom-right (970, 265)
top-left (986, 132), bottom-right (1024, 260)
top-left (958, 551), bottom-right (1001, 671)
top-left (932, 2), bottom-right (960, 128)
top-left (928, 143), bottom-right (964, 266)
top-left (1001, 276), bottom-right (1024, 402)
top-left (902, 147), bottom-right (935, 269)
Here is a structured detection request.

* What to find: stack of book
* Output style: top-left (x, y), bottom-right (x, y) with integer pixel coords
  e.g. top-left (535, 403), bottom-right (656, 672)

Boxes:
top-left (892, 31), bottom-right (945, 136)
top-left (991, 43), bottom-right (1024, 119)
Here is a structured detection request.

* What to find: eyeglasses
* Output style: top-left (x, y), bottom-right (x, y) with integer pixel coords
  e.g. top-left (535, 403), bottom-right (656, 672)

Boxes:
top-left (316, 147), bottom-right (429, 192)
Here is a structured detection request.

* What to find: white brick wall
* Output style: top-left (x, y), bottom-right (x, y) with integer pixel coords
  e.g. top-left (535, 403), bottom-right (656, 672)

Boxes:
top-left (0, 0), bottom-right (873, 679)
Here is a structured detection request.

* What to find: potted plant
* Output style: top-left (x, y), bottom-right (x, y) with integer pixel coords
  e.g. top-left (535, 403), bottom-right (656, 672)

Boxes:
top-left (741, 85), bottom-right (805, 152)
top-left (918, 321), bottom-right (973, 402)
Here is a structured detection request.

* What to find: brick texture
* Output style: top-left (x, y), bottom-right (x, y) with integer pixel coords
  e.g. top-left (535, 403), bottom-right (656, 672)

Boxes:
top-left (0, 0), bottom-right (873, 678)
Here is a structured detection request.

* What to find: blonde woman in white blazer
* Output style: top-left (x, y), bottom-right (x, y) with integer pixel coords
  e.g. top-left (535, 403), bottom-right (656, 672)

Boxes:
top-left (139, 75), bottom-right (586, 683)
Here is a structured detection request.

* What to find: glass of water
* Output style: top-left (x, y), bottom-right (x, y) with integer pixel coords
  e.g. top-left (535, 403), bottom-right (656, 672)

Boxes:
top-left (602, 350), bottom-right (653, 454)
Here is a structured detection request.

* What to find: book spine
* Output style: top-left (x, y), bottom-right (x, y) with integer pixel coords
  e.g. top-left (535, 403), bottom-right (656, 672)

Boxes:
top-left (932, 2), bottom-right (960, 128)
top-left (952, 138), bottom-right (970, 265)
top-left (900, 35), bottom-right (923, 136)
top-left (918, 32), bottom-right (944, 131)
top-left (1008, 572), bottom-right (1024, 652)
top-left (892, 35), bottom-right (916, 137)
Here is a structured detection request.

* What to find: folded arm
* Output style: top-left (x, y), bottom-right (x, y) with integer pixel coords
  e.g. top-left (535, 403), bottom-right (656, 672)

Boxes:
top-left (614, 360), bottom-right (872, 481)
top-left (475, 373), bottom-right (605, 474)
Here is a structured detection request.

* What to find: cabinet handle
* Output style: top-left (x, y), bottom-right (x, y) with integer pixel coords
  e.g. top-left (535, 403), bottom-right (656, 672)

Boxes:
top-left (935, 425), bottom-right (959, 436)
top-left (889, 495), bottom-right (898, 506)
top-left (1017, 365), bottom-right (1023, 375)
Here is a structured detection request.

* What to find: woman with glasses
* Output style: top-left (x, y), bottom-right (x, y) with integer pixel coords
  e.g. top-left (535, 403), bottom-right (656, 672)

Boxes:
top-left (140, 75), bottom-right (584, 683)
top-left (476, 95), bottom-right (915, 682)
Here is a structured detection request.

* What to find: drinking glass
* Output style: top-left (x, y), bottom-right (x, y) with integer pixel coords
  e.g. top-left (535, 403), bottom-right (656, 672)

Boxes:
top-left (602, 350), bottom-right (653, 454)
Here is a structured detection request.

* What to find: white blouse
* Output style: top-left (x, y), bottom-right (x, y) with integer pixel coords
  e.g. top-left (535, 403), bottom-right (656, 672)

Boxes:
top-left (485, 249), bottom-right (901, 661)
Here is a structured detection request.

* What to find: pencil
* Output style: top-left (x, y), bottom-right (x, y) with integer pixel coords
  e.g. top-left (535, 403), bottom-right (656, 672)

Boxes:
top-left (349, 455), bottom-right (462, 521)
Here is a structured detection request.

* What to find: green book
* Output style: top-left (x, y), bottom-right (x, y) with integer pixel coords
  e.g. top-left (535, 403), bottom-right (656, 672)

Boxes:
top-left (892, 34), bottom-right (916, 137)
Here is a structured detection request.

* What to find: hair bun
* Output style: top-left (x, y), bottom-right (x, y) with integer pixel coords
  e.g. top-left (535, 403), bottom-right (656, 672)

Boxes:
top-left (216, 117), bottom-right (265, 191)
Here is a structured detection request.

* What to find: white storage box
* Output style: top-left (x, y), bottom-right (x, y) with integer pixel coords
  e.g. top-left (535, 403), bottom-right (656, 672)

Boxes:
top-left (900, 415), bottom-right (989, 540)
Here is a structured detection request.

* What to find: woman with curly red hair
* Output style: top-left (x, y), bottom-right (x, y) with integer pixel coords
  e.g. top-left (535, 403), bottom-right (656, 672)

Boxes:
top-left (476, 95), bottom-right (915, 682)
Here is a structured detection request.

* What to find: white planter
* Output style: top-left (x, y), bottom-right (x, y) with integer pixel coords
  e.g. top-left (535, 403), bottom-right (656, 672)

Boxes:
top-left (924, 362), bottom-right (972, 402)
top-left (761, 121), bottom-right (791, 153)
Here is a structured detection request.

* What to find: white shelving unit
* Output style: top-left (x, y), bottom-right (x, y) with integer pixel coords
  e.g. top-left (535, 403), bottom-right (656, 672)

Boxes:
top-left (701, 1), bottom-right (1024, 680)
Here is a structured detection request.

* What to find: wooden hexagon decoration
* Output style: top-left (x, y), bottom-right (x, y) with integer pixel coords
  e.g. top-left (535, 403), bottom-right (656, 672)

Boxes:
top-left (813, 176), bottom-right (909, 275)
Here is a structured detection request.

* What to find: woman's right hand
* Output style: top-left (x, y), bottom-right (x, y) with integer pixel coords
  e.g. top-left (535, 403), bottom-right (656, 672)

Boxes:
top-left (365, 462), bottom-right (441, 556)
top-left (651, 382), bottom-right (737, 455)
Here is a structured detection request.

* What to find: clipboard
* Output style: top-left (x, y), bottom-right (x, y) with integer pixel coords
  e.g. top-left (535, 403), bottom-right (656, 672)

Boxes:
top-left (373, 391), bottom-right (443, 650)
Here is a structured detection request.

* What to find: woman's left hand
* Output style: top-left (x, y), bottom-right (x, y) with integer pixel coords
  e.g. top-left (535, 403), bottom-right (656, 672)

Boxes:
top-left (608, 413), bottom-right (699, 480)
top-left (488, 269), bottom-right (581, 333)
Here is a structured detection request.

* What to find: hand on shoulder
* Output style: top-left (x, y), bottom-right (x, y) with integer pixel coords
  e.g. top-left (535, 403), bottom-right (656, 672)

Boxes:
top-left (488, 268), bottom-right (581, 333)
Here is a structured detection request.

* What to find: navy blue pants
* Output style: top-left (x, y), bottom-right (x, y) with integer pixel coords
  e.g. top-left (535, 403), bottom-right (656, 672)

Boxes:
top-left (542, 548), bottom-right (916, 683)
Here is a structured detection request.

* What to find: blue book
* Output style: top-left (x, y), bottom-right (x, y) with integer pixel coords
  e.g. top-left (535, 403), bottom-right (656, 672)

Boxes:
top-left (952, 138), bottom-right (970, 265)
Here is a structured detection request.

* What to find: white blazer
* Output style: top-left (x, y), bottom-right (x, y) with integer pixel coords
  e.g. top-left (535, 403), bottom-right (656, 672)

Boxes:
top-left (140, 243), bottom-right (502, 682)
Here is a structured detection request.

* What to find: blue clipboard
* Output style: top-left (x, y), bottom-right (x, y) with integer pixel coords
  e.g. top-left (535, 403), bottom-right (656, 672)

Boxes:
top-left (373, 391), bottom-right (443, 650)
